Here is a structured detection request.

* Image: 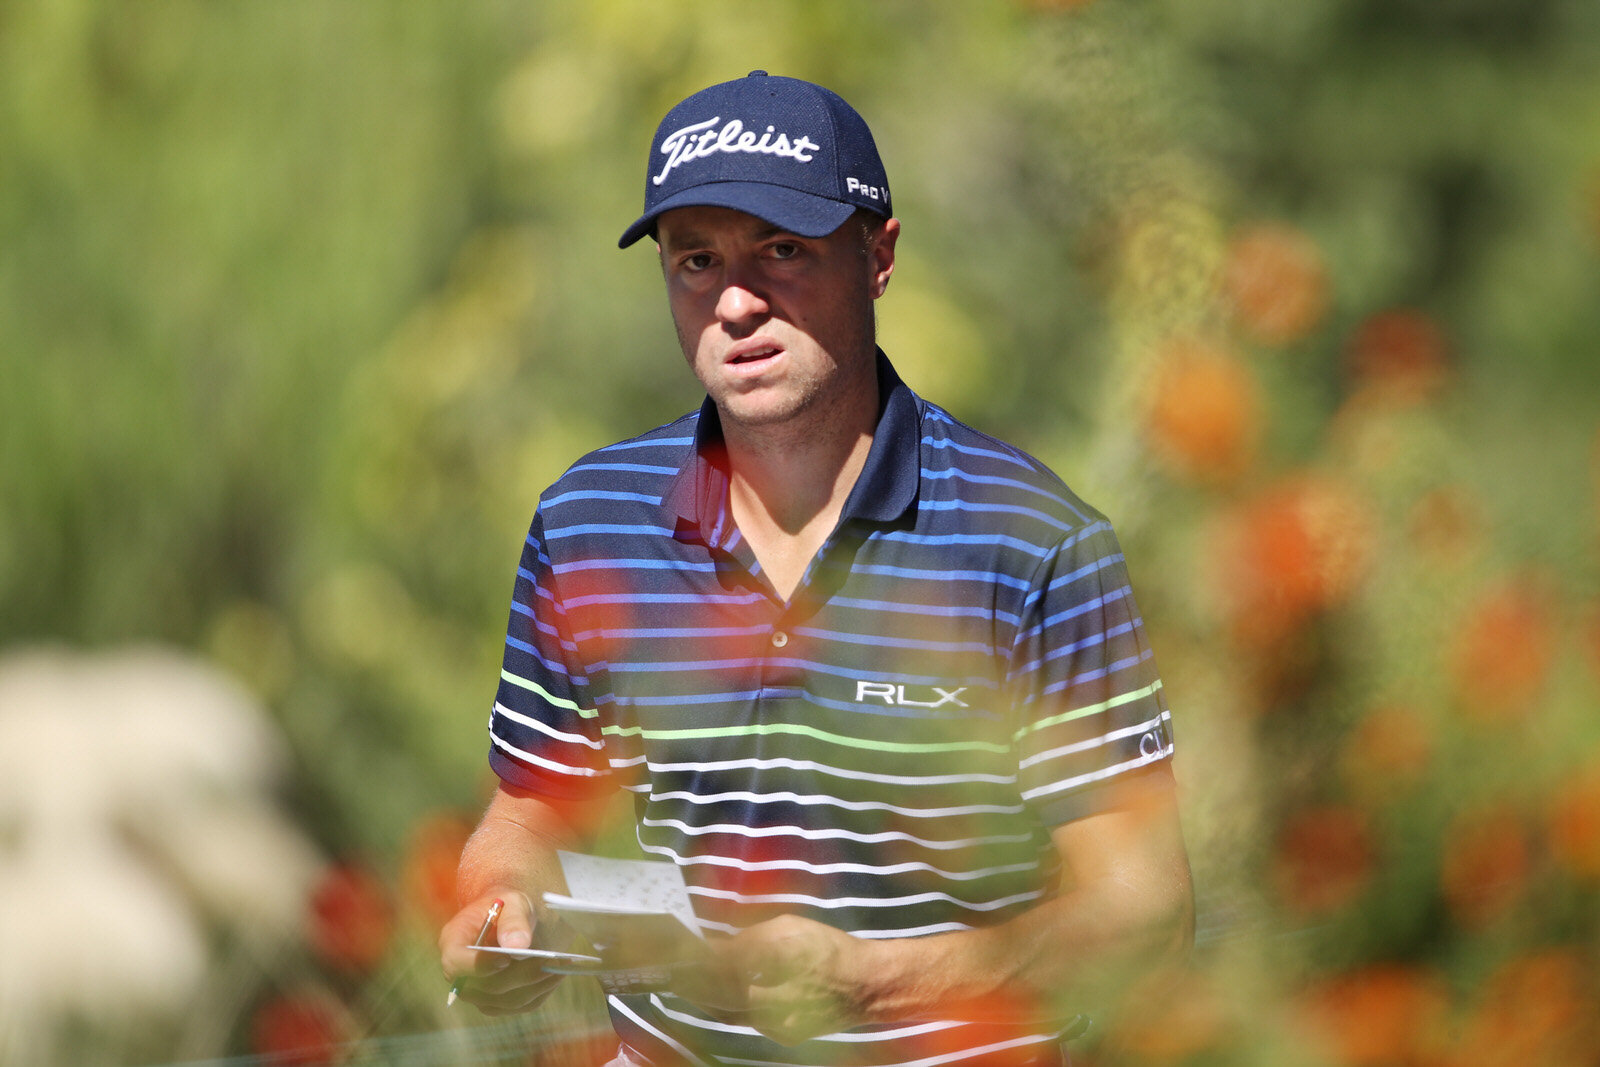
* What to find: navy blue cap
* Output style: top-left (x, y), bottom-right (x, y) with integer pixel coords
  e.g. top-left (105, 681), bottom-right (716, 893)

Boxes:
top-left (619, 71), bottom-right (892, 248)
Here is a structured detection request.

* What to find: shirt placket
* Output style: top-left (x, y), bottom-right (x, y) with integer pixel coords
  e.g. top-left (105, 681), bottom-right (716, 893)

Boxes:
top-left (698, 482), bottom-right (801, 725)
top-left (724, 535), bottom-right (807, 715)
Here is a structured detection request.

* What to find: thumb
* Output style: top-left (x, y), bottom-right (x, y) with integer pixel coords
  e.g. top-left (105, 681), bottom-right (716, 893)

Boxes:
top-left (494, 890), bottom-right (535, 950)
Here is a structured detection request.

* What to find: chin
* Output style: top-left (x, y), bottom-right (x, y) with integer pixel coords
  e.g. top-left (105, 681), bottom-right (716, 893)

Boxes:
top-left (716, 390), bottom-right (813, 430)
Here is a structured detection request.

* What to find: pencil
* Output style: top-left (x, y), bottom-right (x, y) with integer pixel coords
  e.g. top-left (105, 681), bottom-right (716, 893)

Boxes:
top-left (446, 898), bottom-right (504, 1007)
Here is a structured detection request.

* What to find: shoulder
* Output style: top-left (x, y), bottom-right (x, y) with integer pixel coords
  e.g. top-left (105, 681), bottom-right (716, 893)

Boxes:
top-left (914, 398), bottom-right (1110, 539)
top-left (535, 412), bottom-right (698, 525)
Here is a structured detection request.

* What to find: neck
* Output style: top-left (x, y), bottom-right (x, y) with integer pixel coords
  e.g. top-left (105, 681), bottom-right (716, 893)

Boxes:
top-left (722, 376), bottom-right (879, 535)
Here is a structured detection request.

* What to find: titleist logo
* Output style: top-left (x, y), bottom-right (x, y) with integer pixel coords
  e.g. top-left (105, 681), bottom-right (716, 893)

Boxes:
top-left (653, 117), bottom-right (821, 186)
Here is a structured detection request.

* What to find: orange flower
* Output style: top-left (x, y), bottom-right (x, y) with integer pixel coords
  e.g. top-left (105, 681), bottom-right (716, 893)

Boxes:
top-left (1295, 963), bottom-right (1450, 1066)
top-left (1211, 474), bottom-right (1375, 642)
top-left (1448, 576), bottom-right (1557, 723)
top-left (895, 992), bottom-right (1061, 1065)
top-left (401, 812), bottom-right (475, 929)
top-left (1439, 804), bottom-right (1531, 928)
top-left (1273, 804), bottom-right (1374, 916)
top-left (1545, 759), bottom-right (1600, 882)
top-left (1345, 309), bottom-right (1449, 404)
top-left (1224, 223), bottom-right (1330, 346)
top-left (1582, 602), bottom-right (1600, 687)
top-left (1111, 969), bottom-right (1230, 1061)
top-left (1342, 703), bottom-right (1433, 798)
top-left (1407, 486), bottom-right (1484, 567)
top-left (1454, 950), bottom-right (1594, 1067)
top-left (307, 862), bottom-right (394, 975)
top-left (1143, 338), bottom-right (1263, 484)
top-left (251, 992), bottom-right (349, 1066)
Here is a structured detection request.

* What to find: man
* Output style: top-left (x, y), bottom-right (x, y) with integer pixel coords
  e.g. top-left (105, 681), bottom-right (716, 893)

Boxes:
top-left (441, 71), bottom-right (1192, 1066)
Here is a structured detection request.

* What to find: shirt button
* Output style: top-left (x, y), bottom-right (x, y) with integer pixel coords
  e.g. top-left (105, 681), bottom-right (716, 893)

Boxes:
top-left (770, 630), bottom-right (789, 648)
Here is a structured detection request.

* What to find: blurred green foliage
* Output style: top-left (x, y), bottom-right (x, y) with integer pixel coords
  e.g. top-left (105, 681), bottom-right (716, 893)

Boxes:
top-left (3, 0), bottom-right (1599, 1064)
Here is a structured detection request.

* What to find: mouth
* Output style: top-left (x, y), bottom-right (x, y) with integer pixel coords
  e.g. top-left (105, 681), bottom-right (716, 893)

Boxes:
top-left (726, 343), bottom-right (783, 370)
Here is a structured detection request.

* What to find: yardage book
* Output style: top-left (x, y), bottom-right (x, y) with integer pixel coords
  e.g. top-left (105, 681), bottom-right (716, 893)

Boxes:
top-left (542, 851), bottom-right (708, 994)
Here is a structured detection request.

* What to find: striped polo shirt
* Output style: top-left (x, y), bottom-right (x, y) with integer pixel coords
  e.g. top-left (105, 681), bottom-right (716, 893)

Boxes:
top-left (488, 353), bottom-right (1174, 1067)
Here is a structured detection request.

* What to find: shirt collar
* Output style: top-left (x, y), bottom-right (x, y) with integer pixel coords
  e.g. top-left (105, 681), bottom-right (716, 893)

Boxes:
top-left (663, 349), bottom-right (921, 543)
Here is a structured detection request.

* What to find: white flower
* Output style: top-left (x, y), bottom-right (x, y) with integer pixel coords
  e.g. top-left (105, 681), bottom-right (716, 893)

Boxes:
top-left (0, 646), bottom-right (322, 1044)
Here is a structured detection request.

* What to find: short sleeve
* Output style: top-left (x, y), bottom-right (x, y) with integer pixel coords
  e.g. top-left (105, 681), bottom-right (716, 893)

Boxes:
top-left (1008, 519), bottom-right (1174, 825)
top-left (487, 508), bottom-right (613, 801)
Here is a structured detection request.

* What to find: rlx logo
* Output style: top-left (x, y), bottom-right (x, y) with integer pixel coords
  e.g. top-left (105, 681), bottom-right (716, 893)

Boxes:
top-left (854, 681), bottom-right (970, 709)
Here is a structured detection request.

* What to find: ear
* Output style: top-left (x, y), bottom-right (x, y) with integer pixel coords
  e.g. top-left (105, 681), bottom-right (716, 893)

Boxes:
top-left (867, 217), bottom-right (900, 300)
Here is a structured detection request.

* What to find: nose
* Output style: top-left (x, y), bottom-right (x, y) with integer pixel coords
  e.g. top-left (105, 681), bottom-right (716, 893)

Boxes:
top-left (714, 269), bottom-right (769, 328)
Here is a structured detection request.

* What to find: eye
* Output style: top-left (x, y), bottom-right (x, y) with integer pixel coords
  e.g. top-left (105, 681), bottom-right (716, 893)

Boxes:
top-left (681, 251), bottom-right (715, 273)
top-left (768, 240), bottom-right (802, 261)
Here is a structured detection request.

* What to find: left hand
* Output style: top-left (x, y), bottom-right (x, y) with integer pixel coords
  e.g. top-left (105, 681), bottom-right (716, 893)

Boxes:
top-left (677, 914), bottom-right (873, 1046)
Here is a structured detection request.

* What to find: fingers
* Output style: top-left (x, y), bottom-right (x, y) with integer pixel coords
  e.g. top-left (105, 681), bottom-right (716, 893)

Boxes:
top-left (699, 917), bottom-right (863, 1046)
top-left (721, 914), bottom-right (812, 988)
top-left (674, 924), bottom-right (797, 1013)
top-left (673, 942), bottom-right (756, 1012)
top-left (458, 967), bottom-right (565, 1015)
top-left (440, 890), bottom-right (566, 1015)
top-left (441, 896), bottom-right (503, 981)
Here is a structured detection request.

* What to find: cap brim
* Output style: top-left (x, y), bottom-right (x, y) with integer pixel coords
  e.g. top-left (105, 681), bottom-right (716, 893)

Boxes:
top-left (618, 182), bottom-right (858, 248)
